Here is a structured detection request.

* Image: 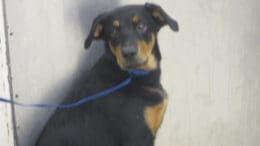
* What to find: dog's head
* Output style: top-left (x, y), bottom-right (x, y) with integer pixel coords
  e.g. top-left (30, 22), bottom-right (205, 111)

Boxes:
top-left (85, 3), bottom-right (178, 71)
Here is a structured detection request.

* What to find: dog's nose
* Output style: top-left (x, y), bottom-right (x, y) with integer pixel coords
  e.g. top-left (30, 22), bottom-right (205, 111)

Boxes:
top-left (122, 47), bottom-right (137, 58)
top-left (123, 51), bottom-right (137, 58)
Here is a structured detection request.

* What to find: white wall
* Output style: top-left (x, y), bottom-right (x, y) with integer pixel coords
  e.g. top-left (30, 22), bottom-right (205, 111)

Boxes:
top-left (3, 0), bottom-right (260, 146)
top-left (157, 1), bottom-right (260, 146)
top-left (0, 0), bottom-right (14, 145)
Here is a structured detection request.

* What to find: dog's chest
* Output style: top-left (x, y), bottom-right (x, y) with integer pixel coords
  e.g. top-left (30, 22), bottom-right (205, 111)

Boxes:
top-left (142, 87), bottom-right (168, 135)
top-left (116, 86), bottom-right (168, 136)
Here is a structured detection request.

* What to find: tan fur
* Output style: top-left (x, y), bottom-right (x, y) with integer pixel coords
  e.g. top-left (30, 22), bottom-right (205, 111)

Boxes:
top-left (132, 15), bottom-right (139, 24)
top-left (109, 33), bottom-right (157, 70)
top-left (94, 24), bottom-right (103, 38)
top-left (138, 55), bottom-right (157, 70)
top-left (113, 20), bottom-right (120, 28)
top-left (144, 88), bottom-right (168, 136)
top-left (152, 10), bottom-right (165, 23)
top-left (137, 33), bottom-right (157, 70)
top-left (108, 42), bottom-right (125, 69)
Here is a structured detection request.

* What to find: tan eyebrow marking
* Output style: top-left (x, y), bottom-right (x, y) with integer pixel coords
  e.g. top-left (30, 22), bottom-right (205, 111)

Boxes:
top-left (113, 20), bottom-right (120, 28)
top-left (132, 15), bottom-right (139, 24)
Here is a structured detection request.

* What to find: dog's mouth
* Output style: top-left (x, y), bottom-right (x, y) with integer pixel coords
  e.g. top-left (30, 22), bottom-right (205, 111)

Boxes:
top-left (124, 58), bottom-right (148, 70)
top-left (124, 54), bottom-right (157, 71)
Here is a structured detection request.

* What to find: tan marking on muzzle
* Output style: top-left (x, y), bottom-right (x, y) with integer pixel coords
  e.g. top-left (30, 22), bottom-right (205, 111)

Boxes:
top-left (108, 42), bottom-right (125, 69)
top-left (137, 33), bottom-right (157, 70)
top-left (138, 55), bottom-right (157, 70)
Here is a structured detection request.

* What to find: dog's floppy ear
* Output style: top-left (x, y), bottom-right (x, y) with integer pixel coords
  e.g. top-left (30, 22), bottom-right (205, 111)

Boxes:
top-left (145, 3), bottom-right (179, 32)
top-left (84, 14), bottom-right (106, 49)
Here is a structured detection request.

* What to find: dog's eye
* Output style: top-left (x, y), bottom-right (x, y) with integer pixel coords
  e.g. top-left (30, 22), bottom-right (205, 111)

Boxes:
top-left (136, 22), bottom-right (148, 33)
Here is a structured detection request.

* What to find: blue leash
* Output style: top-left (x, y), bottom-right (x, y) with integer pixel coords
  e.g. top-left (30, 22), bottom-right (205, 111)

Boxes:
top-left (0, 70), bottom-right (150, 109)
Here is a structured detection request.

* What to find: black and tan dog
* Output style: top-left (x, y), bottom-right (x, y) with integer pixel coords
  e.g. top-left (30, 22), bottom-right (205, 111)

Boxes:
top-left (36, 3), bottom-right (178, 146)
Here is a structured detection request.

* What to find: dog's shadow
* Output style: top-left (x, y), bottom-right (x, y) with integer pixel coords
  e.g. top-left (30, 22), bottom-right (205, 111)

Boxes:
top-left (21, 1), bottom-right (120, 146)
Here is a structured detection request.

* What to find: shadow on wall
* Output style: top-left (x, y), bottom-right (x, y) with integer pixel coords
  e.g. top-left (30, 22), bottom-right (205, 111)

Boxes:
top-left (25, 1), bottom-right (120, 146)
top-left (75, 0), bottom-right (119, 74)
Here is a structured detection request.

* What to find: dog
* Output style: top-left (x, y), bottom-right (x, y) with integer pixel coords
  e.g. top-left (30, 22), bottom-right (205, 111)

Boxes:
top-left (36, 3), bottom-right (178, 146)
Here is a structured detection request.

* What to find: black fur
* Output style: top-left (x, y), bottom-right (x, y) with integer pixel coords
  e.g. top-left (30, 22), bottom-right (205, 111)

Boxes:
top-left (36, 3), bottom-right (178, 146)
